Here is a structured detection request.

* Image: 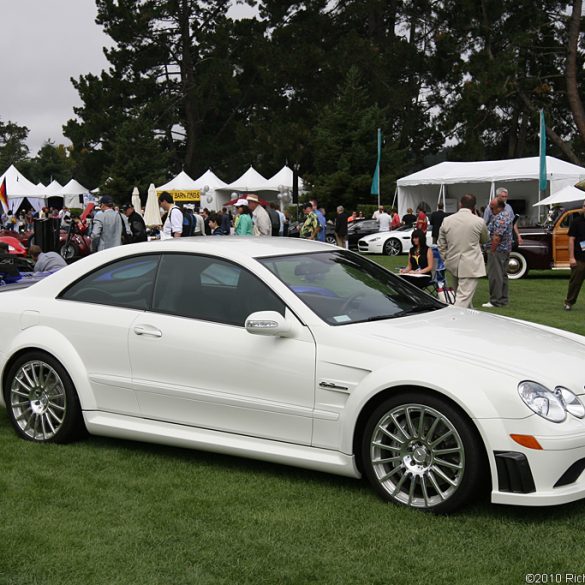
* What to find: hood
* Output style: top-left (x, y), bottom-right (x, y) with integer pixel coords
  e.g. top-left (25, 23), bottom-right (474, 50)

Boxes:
top-left (351, 306), bottom-right (585, 390)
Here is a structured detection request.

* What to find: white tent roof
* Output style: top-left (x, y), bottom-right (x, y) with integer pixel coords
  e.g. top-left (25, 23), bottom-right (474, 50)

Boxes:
top-left (265, 164), bottom-right (305, 191)
top-left (192, 169), bottom-right (228, 189)
top-left (397, 156), bottom-right (585, 186)
top-left (156, 170), bottom-right (199, 191)
top-left (534, 185), bottom-right (585, 207)
top-left (62, 179), bottom-right (89, 195)
top-left (44, 180), bottom-right (65, 197)
top-left (0, 165), bottom-right (45, 197)
top-left (221, 166), bottom-right (277, 192)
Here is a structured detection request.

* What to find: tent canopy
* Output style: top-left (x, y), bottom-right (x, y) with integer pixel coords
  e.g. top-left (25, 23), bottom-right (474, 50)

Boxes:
top-left (265, 164), bottom-right (305, 191)
top-left (534, 185), bottom-right (585, 207)
top-left (396, 156), bottom-right (585, 221)
top-left (62, 179), bottom-right (89, 195)
top-left (44, 180), bottom-right (65, 197)
top-left (156, 170), bottom-right (199, 192)
top-left (192, 169), bottom-right (228, 190)
top-left (219, 166), bottom-right (277, 192)
top-left (0, 165), bottom-right (45, 198)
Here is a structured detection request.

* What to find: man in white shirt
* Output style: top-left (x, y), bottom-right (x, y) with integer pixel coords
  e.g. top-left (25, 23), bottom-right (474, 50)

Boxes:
top-left (246, 194), bottom-right (272, 236)
top-left (158, 192), bottom-right (183, 238)
top-left (378, 209), bottom-right (391, 231)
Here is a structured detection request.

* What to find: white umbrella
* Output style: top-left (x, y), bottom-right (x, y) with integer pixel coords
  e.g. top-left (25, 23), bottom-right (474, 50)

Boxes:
top-left (131, 186), bottom-right (143, 215)
top-left (143, 183), bottom-right (162, 227)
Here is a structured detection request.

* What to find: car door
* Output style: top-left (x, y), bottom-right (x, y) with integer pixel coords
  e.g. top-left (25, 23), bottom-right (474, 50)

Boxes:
top-left (56, 253), bottom-right (161, 416)
top-left (128, 253), bottom-right (316, 445)
top-left (553, 210), bottom-right (577, 266)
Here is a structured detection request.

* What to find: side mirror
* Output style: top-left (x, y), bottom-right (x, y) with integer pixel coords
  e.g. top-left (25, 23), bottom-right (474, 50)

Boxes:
top-left (245, 311), bottom-right (292, 337)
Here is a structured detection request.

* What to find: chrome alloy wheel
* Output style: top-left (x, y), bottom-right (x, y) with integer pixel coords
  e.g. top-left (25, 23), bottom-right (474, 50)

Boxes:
top-left (370, 404), bottom-right (465, 509)
top-left (10, 360), bottom-right (67, 441)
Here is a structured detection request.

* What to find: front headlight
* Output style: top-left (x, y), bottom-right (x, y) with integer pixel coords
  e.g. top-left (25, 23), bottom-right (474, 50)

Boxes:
top-left (518, 381), bottom-right (566, 423)
top-left (368, 237), bottom-right (381, 242)
top-left (555, 386), bottom-right (585, 419)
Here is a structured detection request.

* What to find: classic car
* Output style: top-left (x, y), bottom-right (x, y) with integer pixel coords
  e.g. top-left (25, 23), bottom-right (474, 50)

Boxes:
top-left (509, 207), bottom-right (583, 279)
top-left (2, 238), bottom-right (585, 514)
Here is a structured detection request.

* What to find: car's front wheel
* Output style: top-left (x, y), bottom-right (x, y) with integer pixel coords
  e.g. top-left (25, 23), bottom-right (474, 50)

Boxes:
top-left (361, 392), bottom-right (486, 513)
top-left (383, 238), bottom-right (402, 256)
top-left (59, 242), bottom-right (78, 261)
top-left (4, 351), bottom-right (84, 443)
top-left (507, 251), bottom-right (528, 280)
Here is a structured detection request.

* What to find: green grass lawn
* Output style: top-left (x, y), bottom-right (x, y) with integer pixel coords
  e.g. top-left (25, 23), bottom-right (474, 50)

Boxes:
top-left (1, 258), bottom-right (585, 585)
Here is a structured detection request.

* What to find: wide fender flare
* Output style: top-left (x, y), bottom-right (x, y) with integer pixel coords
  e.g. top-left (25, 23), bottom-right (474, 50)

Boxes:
top-left (338, 361), bottom-right (525, 455)
top-left (2, 326), bottom-right (97, 410)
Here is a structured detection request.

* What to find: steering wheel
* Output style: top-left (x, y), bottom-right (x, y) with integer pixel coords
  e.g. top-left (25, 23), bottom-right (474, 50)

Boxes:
top-left (340, 292), bottom-right (366, 314)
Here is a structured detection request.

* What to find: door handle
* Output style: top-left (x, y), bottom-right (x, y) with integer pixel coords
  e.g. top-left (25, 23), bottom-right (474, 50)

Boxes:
top-left (133, 325), bottom-right (162, 338)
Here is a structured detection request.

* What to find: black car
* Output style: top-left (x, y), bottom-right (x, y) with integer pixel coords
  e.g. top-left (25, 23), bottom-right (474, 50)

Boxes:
top-left (288, 218), bottom-right (380, 249)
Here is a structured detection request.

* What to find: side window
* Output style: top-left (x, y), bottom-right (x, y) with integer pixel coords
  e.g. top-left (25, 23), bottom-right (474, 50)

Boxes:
top-left (60, 255), bottom-right (160, 309)
top-left (559, 212), bottom-right (576, 229)
top-left (152, 253), bottom-right (285, 326)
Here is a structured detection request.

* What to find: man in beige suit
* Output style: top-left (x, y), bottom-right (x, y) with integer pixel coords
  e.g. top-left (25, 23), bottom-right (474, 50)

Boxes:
top-left (438, 193), bottom-right (489, 308)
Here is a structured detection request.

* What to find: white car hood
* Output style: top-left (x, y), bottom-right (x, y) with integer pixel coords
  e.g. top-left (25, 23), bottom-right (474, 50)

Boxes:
top-left (351, 306), bottom-right (585, 388)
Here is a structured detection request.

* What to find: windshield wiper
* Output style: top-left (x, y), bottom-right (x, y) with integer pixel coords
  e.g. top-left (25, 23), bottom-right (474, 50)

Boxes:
top-left (391, 305), bottom-right (442, 318)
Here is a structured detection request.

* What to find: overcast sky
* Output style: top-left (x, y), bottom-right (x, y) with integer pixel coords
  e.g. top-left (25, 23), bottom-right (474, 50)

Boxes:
top-left (0, 0), bottom-right (254, 156)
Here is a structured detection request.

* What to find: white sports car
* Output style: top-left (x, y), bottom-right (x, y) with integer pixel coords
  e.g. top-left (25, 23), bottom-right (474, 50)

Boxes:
top-left (358, 226), bottom-right (433, 255)
top-left (1, 238), bottom-right (585, 513)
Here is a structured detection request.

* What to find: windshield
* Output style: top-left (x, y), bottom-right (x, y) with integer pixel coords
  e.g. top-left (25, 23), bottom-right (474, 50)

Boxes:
top-left (259, 250), bottom-right (444, 325)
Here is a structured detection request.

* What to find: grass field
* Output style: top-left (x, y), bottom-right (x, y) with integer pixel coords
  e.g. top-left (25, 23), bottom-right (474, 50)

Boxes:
top-left (1, 257), bottom-right (585, 585)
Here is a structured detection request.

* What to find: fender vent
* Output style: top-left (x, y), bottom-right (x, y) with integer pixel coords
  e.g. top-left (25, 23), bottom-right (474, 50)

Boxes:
top-left (494, 451), bottom-right (536, 493)
top-left (554, 459), bottom-right (585, 488)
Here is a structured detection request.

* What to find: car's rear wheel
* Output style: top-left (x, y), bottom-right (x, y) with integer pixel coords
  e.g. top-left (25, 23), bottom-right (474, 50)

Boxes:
top-left (383, 238), bottom-right (402, 256)
top-left (326, 235), bottom-right (336, 245)
top-left (507, 251), bottom-right (528, 280)
top-left (4, 352), bottom-right (84, 443)
top-left (361, 392), bottom-right (485, 514)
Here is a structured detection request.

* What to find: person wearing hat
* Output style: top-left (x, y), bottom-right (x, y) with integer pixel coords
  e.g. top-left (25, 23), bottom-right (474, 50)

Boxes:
top-left (246, 194), bottom-right (272, 237)
top-left (91, 195), bottom-right (131, 252)
top-left (122, 202), bottom-right (147, 243)
top-left (234, 199), bottom-right (253, 236)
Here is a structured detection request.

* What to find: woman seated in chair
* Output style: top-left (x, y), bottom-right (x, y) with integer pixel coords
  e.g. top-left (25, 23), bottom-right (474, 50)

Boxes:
top-left (399, 229), bottom-right (433, 288)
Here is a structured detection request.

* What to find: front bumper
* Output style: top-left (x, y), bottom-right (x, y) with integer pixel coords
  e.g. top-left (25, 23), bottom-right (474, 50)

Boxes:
top-left (357, 240), bottom-right (383, 254)
top-left (480, 418), bottom-right (585, 506)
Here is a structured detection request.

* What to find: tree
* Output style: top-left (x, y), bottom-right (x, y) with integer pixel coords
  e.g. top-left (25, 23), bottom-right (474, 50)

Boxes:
top-left (0, 119), bottom-right (29, 170)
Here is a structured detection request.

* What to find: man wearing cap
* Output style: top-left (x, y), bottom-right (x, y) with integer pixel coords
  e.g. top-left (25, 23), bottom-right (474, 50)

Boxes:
top-left (246, 195), bottom-right (272, 237)
top-left (91, 195), bottom-right (131, 252)
top-left (158, 192), bottom-right (183, 239)
top-left (122, 203), bottom-right (147, 243)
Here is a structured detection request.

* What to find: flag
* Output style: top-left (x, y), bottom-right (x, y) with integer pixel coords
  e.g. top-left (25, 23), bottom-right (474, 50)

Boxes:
top-left (0, 178), bottom-right (8, 212)
top-left (539, 110), bottom-right (547, 193)
top-left (370, 128), bottom-right (382, 196)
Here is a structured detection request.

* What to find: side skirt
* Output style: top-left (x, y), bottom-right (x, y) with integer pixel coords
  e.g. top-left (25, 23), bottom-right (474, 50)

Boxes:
top-left (84, 411), bottom-right (361, 479)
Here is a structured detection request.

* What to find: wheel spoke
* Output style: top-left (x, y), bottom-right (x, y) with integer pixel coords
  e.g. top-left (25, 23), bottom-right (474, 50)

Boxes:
top-left (427, 470), bottom-right (446, 500)
top-left (430, 429), bottom-right (454, 448)
top-left (372, 455), bottom-right (402, 464)
top-left (431, 464), bottom-right (458, 487)
top-left (405, 407), bottom-right (418, 439)
top-left (390, 413), bottom-right (411, 440)
top-left (14, 376), bottom-right (33, 393)
top-left (378, 425), bottom-right (406, 444)
top-left (378, 465), bottom-right (403, 483)
top-left (408, 475), bottom-right (417, 505)
top-left (434, 457), bottom-right (463, 471)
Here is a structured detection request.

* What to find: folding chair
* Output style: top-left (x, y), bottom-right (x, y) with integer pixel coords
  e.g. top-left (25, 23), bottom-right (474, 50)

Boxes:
top-left (424, 246), bottom-right (455, 304)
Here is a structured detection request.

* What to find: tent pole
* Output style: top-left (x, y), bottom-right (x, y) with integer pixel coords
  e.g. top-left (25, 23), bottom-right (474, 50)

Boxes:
top-left (391, 186), bottom-right (397, 210)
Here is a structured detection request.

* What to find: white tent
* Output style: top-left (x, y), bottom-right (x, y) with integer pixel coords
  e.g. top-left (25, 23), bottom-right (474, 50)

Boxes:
top-left (191, 169), bottom-right (228, 211)
top-left (0, 165), bottom-right (46, 213)
top-left (396, 156), bottom-right (585, 223)
top-left (62, 179), bottom-right (90, 208)
top-left (533, 184), bottom-right (585, 207)
top-left (156, 170), bottom-right (204, 206)
top-left (265, 165), bottom-right (306, 210)
top-left (221, 166), bottom-right (277, 193)
top-left (44, 180), bottom-right (65, 197)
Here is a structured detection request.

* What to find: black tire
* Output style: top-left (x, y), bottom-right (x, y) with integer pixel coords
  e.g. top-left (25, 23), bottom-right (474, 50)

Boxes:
top-left (60, 243), bottom-right (79, 261)
top-left (383, 238), bottom-right (402, 256)
top-left (507, 251), bottom-right (528, 280)
top-left (4, 351), bottom-right (85, 443)
top-left (326, 235), bottom-right (336, 245)
top-left (361, 391), bottom-right (486, 514)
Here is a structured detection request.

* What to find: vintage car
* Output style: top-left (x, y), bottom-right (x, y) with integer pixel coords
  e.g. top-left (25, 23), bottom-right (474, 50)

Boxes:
top-left (509, 207), bottom-right (583, 279)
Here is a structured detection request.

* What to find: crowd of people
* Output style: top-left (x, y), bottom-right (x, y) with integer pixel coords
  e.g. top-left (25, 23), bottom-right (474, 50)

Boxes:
top-left (4, 187), bottom-right (584, 313)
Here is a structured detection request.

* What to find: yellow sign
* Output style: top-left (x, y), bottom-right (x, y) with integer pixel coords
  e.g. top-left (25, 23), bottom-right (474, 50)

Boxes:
top-left (157, 189), bottom-right (200, 202)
